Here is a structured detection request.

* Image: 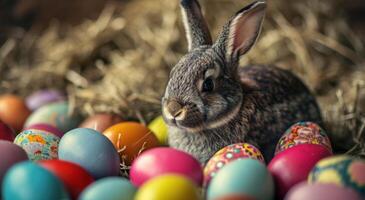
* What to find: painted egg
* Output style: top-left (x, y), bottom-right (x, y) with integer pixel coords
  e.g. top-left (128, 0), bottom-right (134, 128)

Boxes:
top-left (148, 116), bottom-right (168, 145)
top-left (0, 94), bottom-right (31, 131)
top-left (204, 143), bottom-right (265, 187)
top-left (268, 144), bottom-right (332, 199)
top-left (285, 182), bottom-right (362, 200)
top-left (14, 129), bottom-right (60, 161)
top-left (275, 121), bottom-right (332, 155)
top-left (58, 128), bottom-right (120, 179)
top-left (79, 177), bottom-right (137, 200)
top-left (135, 174), bottom-right (201, 200)
top-left (24, 123), bottom-right (64, 138)
top-left (103, 122), bottom-right (159, 165)
top-left (25, 101), bottom-right (82, 133)
top-left (26, 89), bottom-right (66, 111)
top-left (130, 147), bottom-right (203, 187)
top-left (79, 113), bottom-right (123, 132)
top-left (2, 161), bottom-right (69, 200)
top-left (207, 159), bottom-right (274, 200)
top-left (39, 160), bottom-right (94, 199)
top-left (308, 155), bottom-right (365, 197)
top-left (0, 120), bottom-right (15, 141)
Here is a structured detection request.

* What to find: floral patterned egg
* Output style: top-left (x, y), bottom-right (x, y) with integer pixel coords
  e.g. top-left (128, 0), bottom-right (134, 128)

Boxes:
top-left (14, 129), bottom-right (60, 161)
top-left (203, 143), bottom-right (264, 187)
top-left (275, 121), bottom-right (332, 155)
top-left (308, 155), bottom-right (365, 197)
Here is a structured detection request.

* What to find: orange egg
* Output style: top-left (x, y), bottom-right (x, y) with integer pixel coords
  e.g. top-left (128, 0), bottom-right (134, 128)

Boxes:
top-left (79, 113), bottom-right (123, 132)
top-left (102, 122), bottom-right (159, 165)
top-left (0, 94), bottom-right (31, 131)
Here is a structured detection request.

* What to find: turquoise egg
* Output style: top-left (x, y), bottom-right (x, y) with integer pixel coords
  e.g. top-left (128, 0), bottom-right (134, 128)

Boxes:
top-left (79, 177), bottom-right (136, 200)
top-left (24, 101), bottom-right (82, 133)
top-left (207, 158), bottom-right (274, 200)
top-left (2, 161), bottom-right (69, 200)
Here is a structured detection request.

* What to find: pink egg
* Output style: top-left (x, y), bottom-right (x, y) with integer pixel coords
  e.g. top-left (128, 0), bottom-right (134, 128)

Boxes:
top-left (24, 123), bottom-right (64, 138)
top-left (285, 182), bottom-right (362, 200)
top-left (268, 144), bottom-right (332, 199)
top-left (130, 147), bottom-right (202, 187)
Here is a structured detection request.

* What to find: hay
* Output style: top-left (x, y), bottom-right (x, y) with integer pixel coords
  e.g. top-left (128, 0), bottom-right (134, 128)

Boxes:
top-left (0, 0), bottom-right (364, 156)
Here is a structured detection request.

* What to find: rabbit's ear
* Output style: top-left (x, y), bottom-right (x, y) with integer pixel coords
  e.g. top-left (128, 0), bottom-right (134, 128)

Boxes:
top-left (180, 0), bottom-right (212, 51)
top-left (216, 1), bottom-right (266, 61)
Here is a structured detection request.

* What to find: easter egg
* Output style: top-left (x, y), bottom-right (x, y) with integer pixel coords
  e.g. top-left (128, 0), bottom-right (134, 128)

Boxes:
top-left (207, 159), bottom-right (274, 200)
top-left (24, 123), bottom-right (64, 138)
top-left (103, 122), bottom-right (159, 165)
top-left (39, 160), bottom-right (94, 199)
top-left (26, 89), bottom-right (66, 111)
top-left (148, 116), bottom-right (168, 145)
top-left (308, 155), bottom-right (365, 197)
top-left (268, 144), bottom-right (332, 199)
top-left (0, 120), bottom-right (15, 141)
top-left (214, 195), bottom-right (256, 200)
top-left (135, 174), bottom-right (201, 200)
top-left (2, 161), bottom-right (69, 200)
top-left (14, 129), bottom-right (60, 161)
top-left (204, 143), bottom-right (264, 187)
top-left (79, 113), bottom-right (123, 132)
top-left (58, 128), bottom-right (120, 179)
top-left (285, 182), bottom-right (363, 200)
top-left (79, 177), bottom-right (136, 200)
top-left (275, 121), bottom-right (332, 155)
top-left (130, 147), bottom-right (202, 187)
top-left (25, 101), bottom-right (82, 133)
top-left (0, 94), bottom-right (31, 131)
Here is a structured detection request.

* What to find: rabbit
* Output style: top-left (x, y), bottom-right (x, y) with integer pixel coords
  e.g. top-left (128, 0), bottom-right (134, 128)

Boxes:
top-left (161, 0), bottom-right (323, 164)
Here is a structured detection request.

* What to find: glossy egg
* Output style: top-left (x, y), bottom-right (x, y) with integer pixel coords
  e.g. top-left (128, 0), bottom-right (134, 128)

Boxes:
top-left (204, 143), bottom-right (265, 187)
top-left (26, 89), bottom-right (66, 111)
top-left (0, 94), bottom-right (31, 131)
top-left (39, 160), bottom-right (94, 199)
top-left (148, 116), bottom-right (168, 145)
top-left (308, 155), bottom-right (365, 197)
top-left (275, 121), bottom-right (332, 155)
top-left (130, 147), bottom-right (203, 187)
top-left (103, 122), bottom-right (159, 165)
top-left (285, 182), bottom-right (363, 200)
top-left (2, 161), bottom-right (69, 200)
top-left (58, 128), bottom-right (120, 179)
top-left (135, 174), bottom-right (201, 200)
top-left (268, 144), bottom-right (332, 199)
top-left (207, 159), bottom-right (274, 200)
top-left (24, 101), bottom-right (82, 133)
top-left (79, 113), bottom-right (123, 132)
top-left (79, 177), bottom-right (136, 200)
top-left (14, 129), bottom-right (60, 161)
top-left (0, 120), bottom-right (15, 141)
top-left (24, 123), bottom-right (64, 138)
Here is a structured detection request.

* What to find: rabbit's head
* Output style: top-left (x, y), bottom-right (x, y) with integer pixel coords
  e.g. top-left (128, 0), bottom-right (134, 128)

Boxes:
top-left (162, 0), bottom-right (266, 132)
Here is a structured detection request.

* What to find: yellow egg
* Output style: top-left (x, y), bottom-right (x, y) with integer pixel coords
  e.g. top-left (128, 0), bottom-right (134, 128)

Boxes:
top-left (135, 174), bottom-right (201, 200)
top-left (148, 116), bottom-right (168, 145)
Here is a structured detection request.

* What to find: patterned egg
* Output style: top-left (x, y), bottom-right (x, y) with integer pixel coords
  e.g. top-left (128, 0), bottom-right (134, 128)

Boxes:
top-left (204, 143), bottom-right (265, 187)
top-left (14, 129), bottom-right (60, 161)
top-left (275, 121), bottom-right (332, 155)
top-left (24, 123), bottom-right (64, 138)
top-left (308, 155), bottom-right (365, 197)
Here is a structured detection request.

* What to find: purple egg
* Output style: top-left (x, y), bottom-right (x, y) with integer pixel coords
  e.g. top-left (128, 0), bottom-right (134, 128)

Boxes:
top-left (24, 123), bottom-right (64, 138)
top-left (26, 90), bottom-right (66, 111)
top-left (285, 182), bottom-right (362, 200)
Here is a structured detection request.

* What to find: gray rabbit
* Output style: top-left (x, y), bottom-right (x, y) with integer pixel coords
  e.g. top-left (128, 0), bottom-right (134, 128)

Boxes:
top-left (162, 0), bottom-right (322, 164)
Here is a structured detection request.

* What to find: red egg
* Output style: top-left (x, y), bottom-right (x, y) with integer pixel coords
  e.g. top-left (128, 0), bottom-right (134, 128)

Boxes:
top-left (39, 160), bottom-right (94, 200)
top-left (0, 121), bottom-right (15, 141)
top-left (24, 123), bottom-right (64, 138)
top-left (268, 144), bottom-right (332, 199)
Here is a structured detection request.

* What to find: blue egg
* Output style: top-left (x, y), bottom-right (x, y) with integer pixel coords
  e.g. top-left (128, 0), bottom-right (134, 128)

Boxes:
top-left (79, 177), bottom-right (136, 200)
top-left (207, 158), bottom-right (274, 200)
top-left (58, 128), bottom-right (120, 179)
top-left (2, 161), bottom-right (69, 200)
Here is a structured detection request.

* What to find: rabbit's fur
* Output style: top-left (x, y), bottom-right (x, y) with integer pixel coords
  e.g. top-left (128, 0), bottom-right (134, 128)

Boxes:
top-left (162, 0), bottom-right (322, 164)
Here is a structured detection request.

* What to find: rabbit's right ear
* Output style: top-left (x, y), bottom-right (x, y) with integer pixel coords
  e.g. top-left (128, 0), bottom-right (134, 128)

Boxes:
top-left (180, 0), bottom-right (212, 51)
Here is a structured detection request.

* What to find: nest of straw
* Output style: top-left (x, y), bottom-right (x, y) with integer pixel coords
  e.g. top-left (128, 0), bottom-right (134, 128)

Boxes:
top-left (0, 0), bottom-right (364, 156)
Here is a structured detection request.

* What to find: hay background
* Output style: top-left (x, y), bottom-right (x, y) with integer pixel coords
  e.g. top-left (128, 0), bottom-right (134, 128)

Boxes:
top-left (0, 0), bottom-right (364, 156)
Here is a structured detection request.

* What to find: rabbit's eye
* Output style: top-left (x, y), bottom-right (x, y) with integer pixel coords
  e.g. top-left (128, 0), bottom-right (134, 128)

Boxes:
top-left (202, 78), bottom-right (214, 92)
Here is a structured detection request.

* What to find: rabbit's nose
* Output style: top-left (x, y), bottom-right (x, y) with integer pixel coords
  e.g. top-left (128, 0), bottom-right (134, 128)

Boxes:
top-left (166, 100), bottom-right (185, 119)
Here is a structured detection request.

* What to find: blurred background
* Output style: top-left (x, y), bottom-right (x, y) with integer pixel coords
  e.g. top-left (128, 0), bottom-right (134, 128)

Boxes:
top-left (0, 0), bottom-right (364, 155)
